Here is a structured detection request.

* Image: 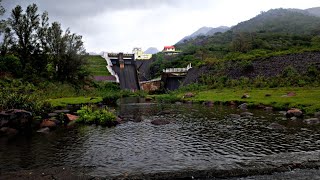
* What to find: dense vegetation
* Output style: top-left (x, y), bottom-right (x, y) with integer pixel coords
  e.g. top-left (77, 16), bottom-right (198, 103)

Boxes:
top-left (150, 8), bottom-right (320, 82)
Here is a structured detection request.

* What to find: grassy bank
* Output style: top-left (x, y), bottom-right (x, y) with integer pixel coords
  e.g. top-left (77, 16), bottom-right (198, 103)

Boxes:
top-left (158, 87), bottom-right (320, 115)
top-left (86, 55), bottom-right (110, 76)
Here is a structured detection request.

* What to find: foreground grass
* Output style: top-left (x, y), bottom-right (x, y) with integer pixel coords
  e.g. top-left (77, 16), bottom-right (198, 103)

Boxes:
top-left (47, 97), bottom-right (103, 107)
top-left (86, 55), bottom-right (110, 76)
top-left (172, 87), bottom-right (320, 115)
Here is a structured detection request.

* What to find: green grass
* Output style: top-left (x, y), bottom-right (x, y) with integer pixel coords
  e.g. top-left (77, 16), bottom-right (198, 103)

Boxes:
top-left (47, 97), bottom-right (103, 107)
top-left (86, 55), bottom-right (110, 76)
top-left (175, 87), bottom-right (320, 115)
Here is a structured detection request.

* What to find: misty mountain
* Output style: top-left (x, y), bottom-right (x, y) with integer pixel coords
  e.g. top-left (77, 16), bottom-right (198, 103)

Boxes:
top-left (306, 7), bottom-right (320, 17)
top-left (231, 8), bottom-right (320, 35)
top-left (144, 47), bottom-right (159, 54)
top-left (177, 26), bottom-right (229, 44)
top-left (206, 26), bottom-right (230, 36)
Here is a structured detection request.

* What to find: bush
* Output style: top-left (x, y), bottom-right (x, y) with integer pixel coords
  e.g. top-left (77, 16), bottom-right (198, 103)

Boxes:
top-left (76, 105), bottom-right (116, 126)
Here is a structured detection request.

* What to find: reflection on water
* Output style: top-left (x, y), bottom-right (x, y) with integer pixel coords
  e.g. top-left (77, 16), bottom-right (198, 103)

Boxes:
top-left (1, 98), bottom-right (320, 177)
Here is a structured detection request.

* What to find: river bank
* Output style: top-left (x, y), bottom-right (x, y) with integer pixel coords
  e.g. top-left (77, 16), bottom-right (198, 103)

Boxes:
top-left (157, 87), bottom-right (320, 115)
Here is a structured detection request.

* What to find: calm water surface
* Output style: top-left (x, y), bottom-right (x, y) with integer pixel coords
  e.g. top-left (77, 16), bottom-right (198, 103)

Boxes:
top-left (1, 99), bottom-right (320, 177)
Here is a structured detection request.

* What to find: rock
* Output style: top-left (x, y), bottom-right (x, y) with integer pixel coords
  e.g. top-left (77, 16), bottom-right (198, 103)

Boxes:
top-left (37, 127), bottom-right (50, 134)
top-left (0, 109), bottom-right (33, 131)
top-left (184, 92), bottom-right (194, 98)
top-left (240, 112), bottom-right (254, 117)
top-left (203, 101), bottom-right (214, 107)
top-left (241, 94), bottom-right (250, 99)
top-left (264, 107), bottom-right (273, 111)
top-left (315, 112), bottom-right (320, 119)
top-left (238, 103), bottom-right (248, 110)
top-left (65, 114), bottom-right (79, 122)
top-left (48, 113), bottom-right (58, 117)
top-left (53, 110), bottom-right (70, 114)
top-left (151, 119), bottom-right (170, 125)
top-left (40, 119), bottom-right (57, 129)
top-left (303, 118), bottom-right (320, 125)
top-left (267, 123), bottom-right (286, 130)
top-left (145, 97), bottom-right (153, 101)
top-left (265, 94), bottom-right (272, 97)
top-left (286, 108), bottom-right (303, 118)
top-left (0, 127), bottom-right (18, 136)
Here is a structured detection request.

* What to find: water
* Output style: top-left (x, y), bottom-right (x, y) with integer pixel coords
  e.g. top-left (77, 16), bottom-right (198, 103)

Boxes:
top-left (1, 99), bottom-right (320, 178)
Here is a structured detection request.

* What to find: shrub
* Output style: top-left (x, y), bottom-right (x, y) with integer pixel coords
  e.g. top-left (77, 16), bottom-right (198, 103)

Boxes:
top-left (76, 105), bottom-right (116, 126)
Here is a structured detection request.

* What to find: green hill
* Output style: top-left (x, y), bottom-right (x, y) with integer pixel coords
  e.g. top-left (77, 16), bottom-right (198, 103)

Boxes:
top-left (232, 8), bottom-right (320, 35)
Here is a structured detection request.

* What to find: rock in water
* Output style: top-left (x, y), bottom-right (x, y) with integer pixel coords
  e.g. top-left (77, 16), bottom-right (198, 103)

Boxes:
top-left (303, 118), bottom-right (320, 125)
top-left (65, 114), bottom-right (79, 122)
top-left (40, 119), bottom-right (57, 129)
top-left (286, 108), bottom-right (303, 118)
top-left (0, 109), bottom-right (33, 131)
top-left (238, 103), bottom-right (248, 110)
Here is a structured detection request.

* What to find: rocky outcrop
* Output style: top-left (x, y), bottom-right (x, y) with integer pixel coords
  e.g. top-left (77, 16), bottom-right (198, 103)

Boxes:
top-left (0, 109), bottom-right (33, 135)
top-left (226, 52), bottom-right (320, 79)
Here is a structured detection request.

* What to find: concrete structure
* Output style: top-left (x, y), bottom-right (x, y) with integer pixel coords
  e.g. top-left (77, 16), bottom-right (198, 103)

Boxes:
top-left (102, 52), bottom-right (140, 90)
top-left (162, 63), bottom-right (192, 91)
top-left (132, 47), bottom-right (152, 60)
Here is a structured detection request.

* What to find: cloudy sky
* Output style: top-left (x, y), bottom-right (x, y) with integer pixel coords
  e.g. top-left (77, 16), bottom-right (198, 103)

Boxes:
top-left (2, 0), bottom-right (320, 53)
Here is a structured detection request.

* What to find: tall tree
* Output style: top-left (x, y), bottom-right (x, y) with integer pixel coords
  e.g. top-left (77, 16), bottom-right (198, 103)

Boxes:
top-left (9, 4), bottom-right (40, 68)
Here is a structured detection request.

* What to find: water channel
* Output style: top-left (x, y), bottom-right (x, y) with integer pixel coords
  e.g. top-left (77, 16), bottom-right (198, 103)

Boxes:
top-left (1, 98), bottom-right (320, 179)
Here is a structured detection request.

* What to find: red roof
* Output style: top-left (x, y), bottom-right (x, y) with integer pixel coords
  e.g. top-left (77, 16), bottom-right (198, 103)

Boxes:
top-left (164, 46), bottom-right (175, 49)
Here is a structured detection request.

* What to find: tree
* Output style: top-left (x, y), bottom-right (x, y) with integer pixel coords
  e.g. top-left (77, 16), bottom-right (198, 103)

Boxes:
top-left (9, 4), bottom-right (40, 69)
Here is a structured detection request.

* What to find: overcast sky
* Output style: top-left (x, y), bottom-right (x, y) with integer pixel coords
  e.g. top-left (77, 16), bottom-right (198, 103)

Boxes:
top-left (2, 0), bottom-right (320, 53)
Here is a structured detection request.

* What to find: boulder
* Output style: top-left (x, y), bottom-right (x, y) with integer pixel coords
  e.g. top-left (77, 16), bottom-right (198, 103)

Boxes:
top-left (303, 118), bottom-right (320, 125)
top-left (267, 123), bottom-right (286, 130)
top-left (286, 108), bottom-right (303, 118)
top-left (151, 119), bottom-right (170, 126)
top-left (0, 109), bottom-right (33, 131)
top-left (238, 103), bottom-right (248, 110)
top-left (241, 94), bottom-right (250, 99)
top-left (184, 92), bottom-right (194, 98)
top-left (65, 114), bottom-right (79, 122)
top-left (315, 112), bottom-right (320, 119)
top-left (40, 119), bottom-right (57, 129)
top-left (37, 127), bottom-right (50, 134)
